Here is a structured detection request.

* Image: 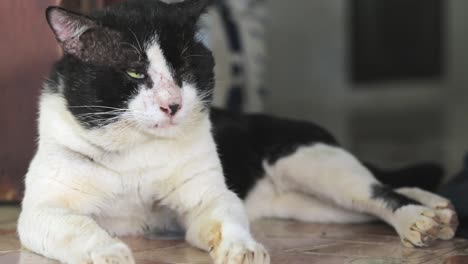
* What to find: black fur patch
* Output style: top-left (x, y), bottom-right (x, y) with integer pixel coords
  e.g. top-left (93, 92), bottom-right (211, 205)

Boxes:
top-left (364, 162), bottom-right (443, 191)
top-left (211, 108), bottom-right (338, 198)
top-left (79, 28), bottom-right (144, 68)
top-left (371, 184), bottom-right (421, 212)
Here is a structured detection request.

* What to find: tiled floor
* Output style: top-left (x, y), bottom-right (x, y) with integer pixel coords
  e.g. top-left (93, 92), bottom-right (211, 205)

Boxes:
top-left (1, 206), bottom-right (468, 264)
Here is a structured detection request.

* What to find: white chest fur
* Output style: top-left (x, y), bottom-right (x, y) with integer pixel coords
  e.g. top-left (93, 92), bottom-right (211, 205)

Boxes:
top-left (89, 140), bottom-right (209, 236)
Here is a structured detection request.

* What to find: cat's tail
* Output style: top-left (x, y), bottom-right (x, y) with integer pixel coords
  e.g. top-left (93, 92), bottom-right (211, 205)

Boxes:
top-left (364, 162), bottom-right (444, 192)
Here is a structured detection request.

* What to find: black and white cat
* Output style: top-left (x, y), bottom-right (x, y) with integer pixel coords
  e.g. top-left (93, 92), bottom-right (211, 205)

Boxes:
top-left (18, 1), bottom-right (458, 264)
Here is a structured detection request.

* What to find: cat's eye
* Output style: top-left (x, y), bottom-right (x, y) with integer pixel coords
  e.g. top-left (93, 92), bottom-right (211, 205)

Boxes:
top-left (126, 70), bottom-right (146, 79)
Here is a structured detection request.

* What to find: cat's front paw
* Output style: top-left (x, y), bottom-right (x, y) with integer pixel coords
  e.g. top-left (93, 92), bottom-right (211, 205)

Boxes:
top-left (89, 241), bottom-right (135, 264)
top-left (211, 238), bottom-right (270, 264)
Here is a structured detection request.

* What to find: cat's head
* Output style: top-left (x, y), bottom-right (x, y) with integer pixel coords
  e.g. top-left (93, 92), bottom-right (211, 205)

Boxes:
top-left (44, 0), bottom-right (215, 139)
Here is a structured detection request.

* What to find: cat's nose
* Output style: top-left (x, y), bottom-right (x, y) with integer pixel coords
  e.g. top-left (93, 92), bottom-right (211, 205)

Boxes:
top-left (160, 104), bottom-right (181, 116)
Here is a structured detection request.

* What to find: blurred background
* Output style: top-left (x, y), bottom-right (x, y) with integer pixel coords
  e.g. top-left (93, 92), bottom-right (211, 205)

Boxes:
top-left (1, 0), bottom-right (468, 202)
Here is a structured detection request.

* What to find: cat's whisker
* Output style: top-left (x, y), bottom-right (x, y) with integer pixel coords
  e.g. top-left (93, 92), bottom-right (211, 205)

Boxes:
top-left (75, 110), bottom-right (126, 116)
top-left (75, 113), bottom-right (124, 120)
top-left (197, 90), bottom-right (214, 101)
top-left (68, 105), bottom-right (130, 110)
top-left (70, 106), bottom-right (148, 116)
top-left (87, 116), bottom-right (122, 122)
top-left (127, 27), bottom-right (144, 54)
top-left (183, 54), bottom-right (206, 59)
top-left (120, 42), bottom-right (143, 57)
top-left (181, 39), bottom-right (191, 56)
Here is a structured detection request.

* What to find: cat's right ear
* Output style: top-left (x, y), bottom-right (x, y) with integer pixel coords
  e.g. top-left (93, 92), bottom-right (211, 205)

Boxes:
top-left (46, 7), bottom-right (96, 55)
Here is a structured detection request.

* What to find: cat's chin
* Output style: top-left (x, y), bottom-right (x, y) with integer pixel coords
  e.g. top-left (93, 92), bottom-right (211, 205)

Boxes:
top-left (139, 122), bottom-right (183, 138)
top-left (155, 120), bottom-right (179, 129)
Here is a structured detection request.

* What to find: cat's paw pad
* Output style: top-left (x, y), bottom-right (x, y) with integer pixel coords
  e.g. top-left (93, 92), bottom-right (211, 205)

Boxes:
top-left (211, 239), bottom-right (270, 264)
top-left (90, 242), bottom-right (135, 264)
top-left (395, 206), bottom-right (441, 247)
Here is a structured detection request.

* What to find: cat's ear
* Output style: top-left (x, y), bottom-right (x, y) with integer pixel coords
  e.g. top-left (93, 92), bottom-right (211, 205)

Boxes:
top-left (46, 7), bottom-right (96, 54)
top-left (186, 0), bottom-right (215, 15)
top-left (174, 0), bottom-right (215, 21)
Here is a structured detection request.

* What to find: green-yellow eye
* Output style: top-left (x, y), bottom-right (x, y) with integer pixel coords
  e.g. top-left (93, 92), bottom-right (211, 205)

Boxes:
top-left (126, 71), bottom-right (145, 79)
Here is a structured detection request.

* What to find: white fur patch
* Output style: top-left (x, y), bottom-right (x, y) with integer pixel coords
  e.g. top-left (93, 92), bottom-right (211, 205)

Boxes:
top-left (244, 178), bottom-right (373, 223)
top-left (146, 41), bottom-right (172, 78)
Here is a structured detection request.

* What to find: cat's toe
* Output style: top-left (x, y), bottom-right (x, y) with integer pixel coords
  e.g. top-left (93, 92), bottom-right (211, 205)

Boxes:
top-left (435, 207), bottom-right (459, 240)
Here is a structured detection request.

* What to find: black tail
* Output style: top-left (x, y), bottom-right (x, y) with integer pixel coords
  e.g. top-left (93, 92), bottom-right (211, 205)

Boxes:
top-left (364, 162), bottom-right (444, 192)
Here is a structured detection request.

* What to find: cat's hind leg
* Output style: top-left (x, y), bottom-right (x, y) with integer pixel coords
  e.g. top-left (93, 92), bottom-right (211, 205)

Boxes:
top-left (263, 143), bottom-right (458, 247)
top-left (244, 178), bottom-right (374, 223)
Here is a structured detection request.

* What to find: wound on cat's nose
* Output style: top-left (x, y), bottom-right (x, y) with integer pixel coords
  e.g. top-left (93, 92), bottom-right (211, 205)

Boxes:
top-left (150, 71), bottom-right (183, 116)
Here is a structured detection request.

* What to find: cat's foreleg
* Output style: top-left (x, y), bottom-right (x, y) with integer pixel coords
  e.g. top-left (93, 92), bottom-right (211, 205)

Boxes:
top-left (18, 207), bottom-right (134, 264)
top-left (157, 168), bottom-right (269, 264)
top-left (185, 190), bottom-right (269, 264)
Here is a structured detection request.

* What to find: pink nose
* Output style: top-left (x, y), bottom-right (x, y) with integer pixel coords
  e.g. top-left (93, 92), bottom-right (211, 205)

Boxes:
top-left (160, 104), bottom-right (181, 116)
top-left (151, 70), bottom-right (183, 117)
top-left (154, 84), bottom-right (182, 117)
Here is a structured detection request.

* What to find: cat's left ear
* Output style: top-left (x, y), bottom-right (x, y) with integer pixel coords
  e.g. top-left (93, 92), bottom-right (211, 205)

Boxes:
top-left (46, 7), bottom-right (97, 54)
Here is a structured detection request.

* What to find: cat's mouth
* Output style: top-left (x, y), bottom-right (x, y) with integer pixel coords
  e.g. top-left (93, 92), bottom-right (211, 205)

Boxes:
top-left (136, 118), bottom-right (183, 138)
top-left (126, 108), bottom-right (184, 135)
